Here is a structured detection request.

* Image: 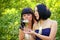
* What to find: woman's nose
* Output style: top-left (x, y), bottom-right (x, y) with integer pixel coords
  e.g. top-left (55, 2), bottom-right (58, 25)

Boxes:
top-left (25, 15), bottom-right (28, 19)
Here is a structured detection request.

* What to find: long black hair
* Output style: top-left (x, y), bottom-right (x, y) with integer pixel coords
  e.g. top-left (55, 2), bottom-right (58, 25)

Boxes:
top-left (20, 8), bottom-right (35, 30)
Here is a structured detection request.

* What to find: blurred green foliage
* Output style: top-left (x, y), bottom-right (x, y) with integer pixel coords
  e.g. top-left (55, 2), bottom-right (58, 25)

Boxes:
top-left (0, 0), bottom-right (60, 40)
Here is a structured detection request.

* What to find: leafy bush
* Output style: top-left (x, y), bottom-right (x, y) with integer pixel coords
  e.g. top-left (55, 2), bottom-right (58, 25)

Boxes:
top-left (0, 0), bottom-right (60, 40)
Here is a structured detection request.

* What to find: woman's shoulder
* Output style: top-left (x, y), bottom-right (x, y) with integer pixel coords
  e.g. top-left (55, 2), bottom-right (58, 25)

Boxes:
top-left (49, 19), bottom-right (57, 25)
top-left (33, 22), bottom-right (37, 26)
top-left (48, 19), bottom-right (57, 29)
top-left (33, 22), bottom-right (38, 30)
top-left (50, 20), bottom-right (57, 24)
top-left (48, 19), bottom-right (57, 23)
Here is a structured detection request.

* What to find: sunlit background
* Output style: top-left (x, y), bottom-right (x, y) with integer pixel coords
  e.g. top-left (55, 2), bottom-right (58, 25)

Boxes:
top-left (0, 0), bottom-right (60, 40)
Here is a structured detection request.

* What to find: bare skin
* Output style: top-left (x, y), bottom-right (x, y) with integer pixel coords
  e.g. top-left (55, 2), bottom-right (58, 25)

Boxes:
top-left (25, 19), bottom-right (57, 40)
top-left (28, 6), bottom-right (57, 40)
top-left (19, 13), bottom-right (35, 40)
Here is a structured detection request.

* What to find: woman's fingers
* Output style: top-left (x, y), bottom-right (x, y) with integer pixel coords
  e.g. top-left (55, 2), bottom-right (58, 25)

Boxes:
top-left (23, 28), bottom-right (35, 35)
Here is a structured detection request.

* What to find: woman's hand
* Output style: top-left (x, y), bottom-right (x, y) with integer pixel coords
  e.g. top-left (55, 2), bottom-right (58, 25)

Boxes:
top-left (23, 28), bottom-right (35, 35)
top-left (23, 28), bottom-right (36, 39)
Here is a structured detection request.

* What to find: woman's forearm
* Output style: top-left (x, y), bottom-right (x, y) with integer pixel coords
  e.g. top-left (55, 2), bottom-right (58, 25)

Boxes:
top-left (34, 32), bottom-right (52, 40)
top-left (19, 29), bottom-right (24, 40)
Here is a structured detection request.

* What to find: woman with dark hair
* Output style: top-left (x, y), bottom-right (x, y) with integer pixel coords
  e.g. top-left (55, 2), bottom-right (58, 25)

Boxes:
top-left (24, 4), bottom-right (57, 40)
top-left (19, 8), bottom-right (35, 40)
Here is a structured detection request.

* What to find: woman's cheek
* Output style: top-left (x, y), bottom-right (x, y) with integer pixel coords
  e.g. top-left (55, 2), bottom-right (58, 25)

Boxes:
top-left (23, 17), bottom-right (26, 20)
top-left (28, 15), bottom-right (32, 21)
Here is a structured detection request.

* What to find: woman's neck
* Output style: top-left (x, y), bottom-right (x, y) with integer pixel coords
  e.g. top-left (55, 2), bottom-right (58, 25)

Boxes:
top-left (39, 19), bottom-right (48, 25)
top-left (26, 22), bottom-right (32, 29)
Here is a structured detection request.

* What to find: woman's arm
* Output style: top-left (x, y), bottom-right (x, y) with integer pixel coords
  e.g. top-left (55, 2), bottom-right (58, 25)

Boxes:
top-left (33, 21), bottom-right (57, 40)
top-left (19, 29), bottom-right (24, 40)
top-left (30, 35), bottom-right (35, 40)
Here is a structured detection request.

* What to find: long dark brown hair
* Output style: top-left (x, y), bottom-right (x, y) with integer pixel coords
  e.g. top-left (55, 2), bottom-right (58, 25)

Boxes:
top-left (20, 8), bottom-right (36, 30)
